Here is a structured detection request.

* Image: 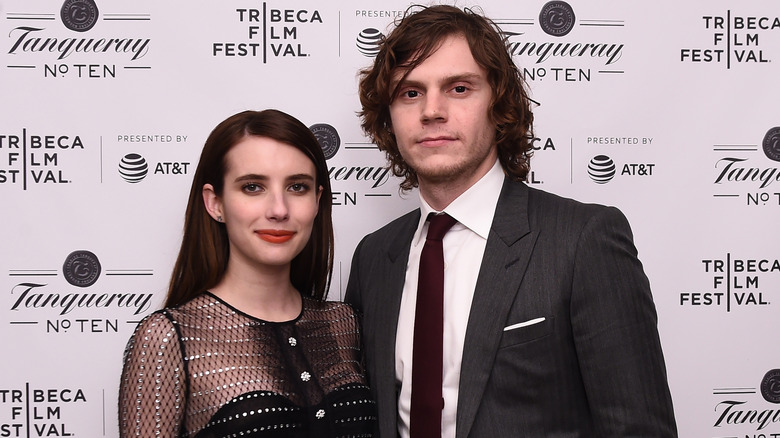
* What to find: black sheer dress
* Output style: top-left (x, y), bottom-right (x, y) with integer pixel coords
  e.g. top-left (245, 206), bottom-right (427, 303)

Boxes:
top-left (119, 292), bottom-right (376, 437)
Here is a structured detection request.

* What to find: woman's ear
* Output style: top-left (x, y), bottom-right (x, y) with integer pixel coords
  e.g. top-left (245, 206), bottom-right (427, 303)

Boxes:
top-left (202, 184), bottom-right (224, 222)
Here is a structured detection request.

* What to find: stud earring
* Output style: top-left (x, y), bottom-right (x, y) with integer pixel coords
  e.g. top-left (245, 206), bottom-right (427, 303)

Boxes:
top-left (217, 216), bottom-right (223, 223)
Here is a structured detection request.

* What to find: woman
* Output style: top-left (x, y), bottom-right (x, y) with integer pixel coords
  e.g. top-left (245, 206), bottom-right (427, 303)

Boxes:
top-left (118, 110), bottom-right (376, 437)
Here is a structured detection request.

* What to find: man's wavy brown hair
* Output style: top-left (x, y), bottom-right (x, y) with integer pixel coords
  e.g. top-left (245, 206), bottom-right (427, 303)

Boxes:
top-left (358, 4), bottom-right (535, 191)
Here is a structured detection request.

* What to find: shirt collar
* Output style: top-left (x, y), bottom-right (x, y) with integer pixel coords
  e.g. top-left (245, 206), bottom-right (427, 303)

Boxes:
top-left (413, 159), bottom-right (505, 244)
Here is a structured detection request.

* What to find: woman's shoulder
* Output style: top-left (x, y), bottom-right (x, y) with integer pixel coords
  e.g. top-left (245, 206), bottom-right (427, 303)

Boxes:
top-left (303, 298), bottom-right (359, 322)
top-left (130, 293), bottom-right (216, 334)
top-left (122, 309), bottom-right (181, 361)
top-left (128, 308), bottom-right (177, 340)
top-left (304, 297), bottom-right (356, 312)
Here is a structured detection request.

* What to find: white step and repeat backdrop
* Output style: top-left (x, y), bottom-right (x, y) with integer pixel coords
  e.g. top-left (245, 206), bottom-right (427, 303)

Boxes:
top-left (1, 0), bottom-right (779, 436)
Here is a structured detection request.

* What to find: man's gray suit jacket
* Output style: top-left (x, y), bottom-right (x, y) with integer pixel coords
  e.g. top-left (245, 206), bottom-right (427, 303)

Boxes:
top-left (345, 178), bottom-right (677, 437)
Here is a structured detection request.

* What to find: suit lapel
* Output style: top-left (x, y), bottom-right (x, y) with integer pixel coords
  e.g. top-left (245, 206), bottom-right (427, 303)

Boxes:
top-left (456, 180), bottom-right (538, 438)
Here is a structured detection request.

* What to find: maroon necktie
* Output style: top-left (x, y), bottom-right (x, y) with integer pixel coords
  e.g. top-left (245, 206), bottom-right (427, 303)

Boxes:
top-left (410, 213), bottom-right (457, 438)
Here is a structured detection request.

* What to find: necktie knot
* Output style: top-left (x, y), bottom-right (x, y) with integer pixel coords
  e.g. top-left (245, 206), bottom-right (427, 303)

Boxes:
top-left (426, 213), bottom-right (457, 242)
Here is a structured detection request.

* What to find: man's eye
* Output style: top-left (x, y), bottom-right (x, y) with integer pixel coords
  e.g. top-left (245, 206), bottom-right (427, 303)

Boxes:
top-left (454, 85), bottom-right (467, 93)
top-left (404, 90), bottom-right (419, 98)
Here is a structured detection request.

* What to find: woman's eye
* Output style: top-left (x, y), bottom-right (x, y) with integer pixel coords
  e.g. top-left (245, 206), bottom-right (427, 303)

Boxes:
top-left (243, 183), bottom-right (262, 193)
top-left (289, 183), bottom-right (310, 193)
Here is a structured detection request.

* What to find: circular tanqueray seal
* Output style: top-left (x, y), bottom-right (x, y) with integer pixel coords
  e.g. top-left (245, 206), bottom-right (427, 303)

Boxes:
top-left (60, 0), bottom-right (100, 32)
top-left (62, 250), bottom-right (102, 288)
top-left (762, 126), bottom-right (780, 162)
top-left (761, 369), bottom-right (780, 404)
top-left (310, 123), bottom-right (341, 160)
top-left (539, 1), bottom-right (576, 37)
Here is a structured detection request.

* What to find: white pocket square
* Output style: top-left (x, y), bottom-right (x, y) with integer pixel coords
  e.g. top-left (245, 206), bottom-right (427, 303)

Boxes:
top-left (503, 317), bottom-right (546, 332)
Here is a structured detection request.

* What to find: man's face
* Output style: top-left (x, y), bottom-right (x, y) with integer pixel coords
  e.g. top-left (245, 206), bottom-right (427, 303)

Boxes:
top-left (389, 34), bottom-right (497, 192)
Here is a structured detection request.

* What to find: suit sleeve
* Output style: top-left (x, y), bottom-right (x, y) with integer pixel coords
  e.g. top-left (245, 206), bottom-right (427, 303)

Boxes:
top-left (570, 206), bottom-right (677, 436)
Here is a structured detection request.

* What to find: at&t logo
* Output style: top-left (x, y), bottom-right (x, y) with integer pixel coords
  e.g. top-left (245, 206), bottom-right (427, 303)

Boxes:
top-left (118, 153), bottom-right (189, 183)
top-left (118, 153), bottom-right (147, 183)
top-left (588, 155), bottom-right (615, 184)
top-left (356, 28), bottom-right (383, 57)
top-left (587, 155), bottom-right (655, 184)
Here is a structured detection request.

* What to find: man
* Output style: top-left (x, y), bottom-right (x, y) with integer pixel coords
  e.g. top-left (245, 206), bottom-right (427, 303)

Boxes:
top-left (346, 5), bottom-right (677, 437)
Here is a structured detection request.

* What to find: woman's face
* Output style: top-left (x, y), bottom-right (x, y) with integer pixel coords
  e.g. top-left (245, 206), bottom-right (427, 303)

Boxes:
top-left (203, 136), bottom-right (321, 273)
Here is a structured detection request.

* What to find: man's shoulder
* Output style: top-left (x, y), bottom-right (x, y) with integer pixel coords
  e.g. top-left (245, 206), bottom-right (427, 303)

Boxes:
top-left (350, 208), bottom-right (420, 264)
top-left (519, 183), bottom-right (625, 225)
top-left (363, 208), bottom-right (421, 240)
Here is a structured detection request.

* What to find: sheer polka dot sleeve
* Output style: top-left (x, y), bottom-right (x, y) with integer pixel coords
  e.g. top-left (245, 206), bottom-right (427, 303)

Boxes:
top-left (119, 311), bottom-right (186, 437)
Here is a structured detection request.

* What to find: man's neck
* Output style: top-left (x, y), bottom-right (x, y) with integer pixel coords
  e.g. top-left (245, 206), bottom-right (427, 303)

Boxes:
top-left (418, 158), bottom-right (499, 211)
top-left (419, 183), bottom-right (467, 211)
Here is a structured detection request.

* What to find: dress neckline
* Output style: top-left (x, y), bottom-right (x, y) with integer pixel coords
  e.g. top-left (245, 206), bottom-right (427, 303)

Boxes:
top-left (202, 290), bottom-right (305, 324)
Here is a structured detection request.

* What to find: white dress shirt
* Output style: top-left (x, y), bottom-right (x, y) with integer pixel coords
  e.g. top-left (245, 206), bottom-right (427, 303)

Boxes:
top-left (395, 159), bottom-right (504, 438)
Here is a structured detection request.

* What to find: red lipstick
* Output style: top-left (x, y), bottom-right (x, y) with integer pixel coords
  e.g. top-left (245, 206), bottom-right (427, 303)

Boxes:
top-left (256, 230), bottom-right (295, 244)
